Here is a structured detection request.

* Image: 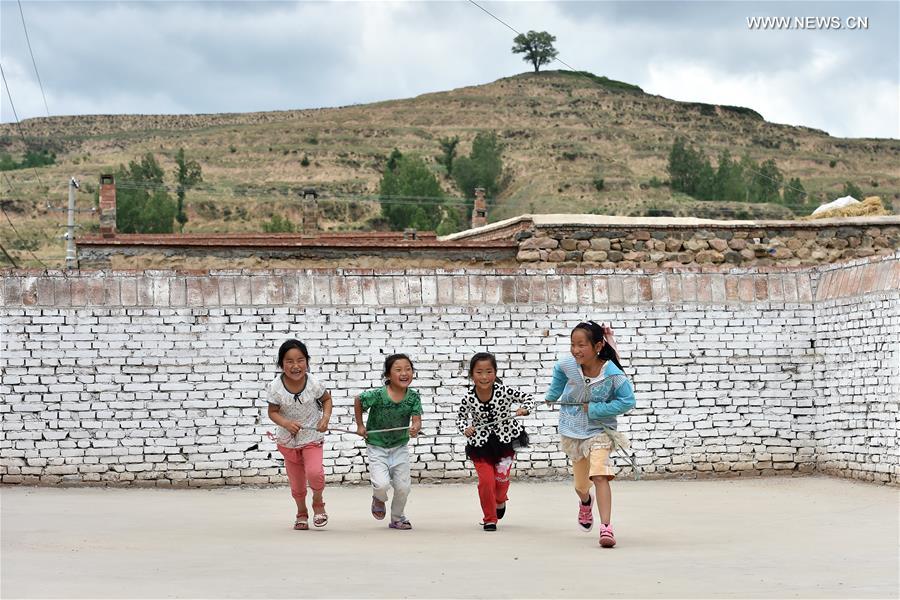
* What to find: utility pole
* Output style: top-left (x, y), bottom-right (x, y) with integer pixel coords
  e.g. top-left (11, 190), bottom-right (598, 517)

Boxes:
top-left (66, 177), bottom-right (78, 269)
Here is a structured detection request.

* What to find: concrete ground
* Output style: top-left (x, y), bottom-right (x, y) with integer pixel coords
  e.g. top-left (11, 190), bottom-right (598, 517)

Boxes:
top-left (1, 476), bottom-right (897, 599)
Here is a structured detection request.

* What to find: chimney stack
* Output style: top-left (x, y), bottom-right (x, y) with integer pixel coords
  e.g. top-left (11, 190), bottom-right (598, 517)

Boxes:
top-left (99, 174), bottom-right (116, 238)
top-left (301, 188), bottom-right (319, 236)
top-left (471, 187), bottom-right (487, 229)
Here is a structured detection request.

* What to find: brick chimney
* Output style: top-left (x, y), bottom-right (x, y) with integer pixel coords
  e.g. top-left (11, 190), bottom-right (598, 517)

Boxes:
top-left (301, 188), bottom-right (318, 236)
top-left (471, 187), bottom-right (487, 229)
top-left (99, 174), bottom-right (116, 238)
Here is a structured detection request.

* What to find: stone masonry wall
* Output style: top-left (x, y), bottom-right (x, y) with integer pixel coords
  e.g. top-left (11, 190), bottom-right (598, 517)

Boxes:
top-left (1, 255), bottom-right (897, 487)
top-left (516, 220), bottom-right (900, 269)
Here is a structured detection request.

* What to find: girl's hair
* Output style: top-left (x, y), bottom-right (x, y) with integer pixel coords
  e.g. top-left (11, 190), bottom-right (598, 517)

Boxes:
top-left (277, 339), bottom-right (310, 367)
top-left (468, 352), bottom-right (503, 383)
top-left (572, 321), bottom-right (624, 372)
top-left (383, 353), bottom-right (414, 382)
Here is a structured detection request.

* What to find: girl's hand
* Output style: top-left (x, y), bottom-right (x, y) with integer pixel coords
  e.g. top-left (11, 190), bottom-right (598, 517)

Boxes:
top-left (582, 403), bottom-right (589, 413)
top-left (285, 421), bottom-right (302, 435)
top-left (356, 425), bottom-right (367, 438)
top-left (515, 408), bottom-right (529, 417)
top-left (464, 426), bottom-right (475, 437)
top-left (409, 423), bottom-right (421, 437)
top-left (316, 418), bottom-right (329, 433)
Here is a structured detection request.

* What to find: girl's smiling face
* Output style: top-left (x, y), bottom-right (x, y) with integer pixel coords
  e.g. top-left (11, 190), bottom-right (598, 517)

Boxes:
top-left (570, 328), bottom-right (604, 366)
top-left (281, 347), bottom-right (308, 383)
top-left (471, 359), bottom-right (497, 393)
top-left (387, 358), bottom-right (414, 390)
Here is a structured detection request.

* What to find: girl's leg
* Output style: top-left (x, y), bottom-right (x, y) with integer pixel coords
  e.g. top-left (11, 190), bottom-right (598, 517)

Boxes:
top-left (472, 458), bottom-right (499, 523)
top-left (593, 476), bottom-right (612, 525)
top-left (572, 455), bottom-right (594, 531)
top-left (387, 446), bottom-right (411, 522)
top-left (302, 443), bottom-right (327, 525)
top-left (367, 445), bottom-right (392, 511)
top-left (494, 455), bottom-right (513, 513)
top-left (277, 446), bottom-right (308, 517)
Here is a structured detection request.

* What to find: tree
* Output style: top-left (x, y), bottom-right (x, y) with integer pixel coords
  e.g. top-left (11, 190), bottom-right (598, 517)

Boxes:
top-left (453, 132), bottom-right (504, 199)
top-left (173, 148), bottom-right (202, 232)
top-left (435, 136), bottom-right (460, 176)
top-left (512, 30), bottom-right (559, 73)
top-left (714, 150), bottom-right (746, 202)
top-left (747, 158), bottom-right (783, 204)
top-left (115, 153), bottom-right (177, 234)
top-left (782, 178), bottom-right (807, 205)
top-left (842, 181), bottom-right (864, 200)
top-left (667, 137), bottom-right (710, 197)
top-left (379, 154), bottom-right (445, 231)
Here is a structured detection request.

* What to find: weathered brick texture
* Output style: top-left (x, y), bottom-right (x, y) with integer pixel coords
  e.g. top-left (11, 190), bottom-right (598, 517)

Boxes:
top-left (1, 253), bottom-right (897, 486)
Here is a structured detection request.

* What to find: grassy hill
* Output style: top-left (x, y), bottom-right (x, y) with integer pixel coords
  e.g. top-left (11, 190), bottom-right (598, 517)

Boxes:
top-left (1, 70), bottom-right (897, 267)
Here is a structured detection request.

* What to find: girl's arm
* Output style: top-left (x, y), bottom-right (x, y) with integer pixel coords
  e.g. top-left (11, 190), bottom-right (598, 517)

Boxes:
top-left (409, 414), bottom-right (422, 437)
top-left (587, 378), bottom-right (635, 420)
top-left (509, 386), bottom-right (535, 416)
top-left (457, 399), bottom-right (475, 437)
top-left (268, 404), bottom-right (300, 435)
top-left (353, 395), bottom-right (367, 437)
top-left (544, 362), bottom-right (568, 403)
top-left (316, 391), bottom-right (333, 432)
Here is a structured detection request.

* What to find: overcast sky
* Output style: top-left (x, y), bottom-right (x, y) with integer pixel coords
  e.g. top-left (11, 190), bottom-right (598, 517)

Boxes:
top-left (1, 1), bottom-right (897, 138)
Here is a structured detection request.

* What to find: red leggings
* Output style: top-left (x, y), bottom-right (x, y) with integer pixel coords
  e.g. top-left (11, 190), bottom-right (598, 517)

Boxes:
top-left (472, 455), bottom-right (514, 524)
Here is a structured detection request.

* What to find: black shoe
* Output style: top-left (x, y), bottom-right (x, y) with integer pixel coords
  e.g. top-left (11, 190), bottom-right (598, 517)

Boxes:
top-left (483, 523), bottom-right (497, 531)
top-left (496, 504), bottom-right (506, 520)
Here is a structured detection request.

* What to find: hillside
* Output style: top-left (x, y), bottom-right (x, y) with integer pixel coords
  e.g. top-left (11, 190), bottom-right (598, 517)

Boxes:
top-left (1, 71), bottom-right (898, 267)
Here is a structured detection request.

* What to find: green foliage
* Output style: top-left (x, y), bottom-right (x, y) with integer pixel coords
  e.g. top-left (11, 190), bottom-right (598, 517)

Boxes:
top-left (435, 136), bottom-right (459, 176)
top-left (379, 153), bottom-right (445, 231)
top-left (262, 214), bottom-right (295, 233)
top-left (747, 158), bottom-right (783, 204)
top-left (453, 131), bottom-right (504, 202)
top-left (173, 147), bottom-right (202, 232)
top-left (842, 181), bottom-right (864, 200)
top-left (511, 30), bottom-right (559, 73)
top-left (593, 175), bottom-right (605, 191)
top-left (782, 177), bottom-right (807, 205)
top-left (0, 149), bottom-right (56, 171)
top-left (115, 153), bottom-right (177, 234)
top-left (300, 155), bottom-right (311, 167)
top-left (668, 137), bottom-right (798, 205)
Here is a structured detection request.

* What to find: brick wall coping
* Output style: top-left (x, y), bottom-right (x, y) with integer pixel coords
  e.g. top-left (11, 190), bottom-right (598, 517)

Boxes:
top-left (1, 253), bottom-right (896, 308)
top-left (443, 213), bottom-right (900, 241)
top-left (78, 233), bottom-right (514, 250)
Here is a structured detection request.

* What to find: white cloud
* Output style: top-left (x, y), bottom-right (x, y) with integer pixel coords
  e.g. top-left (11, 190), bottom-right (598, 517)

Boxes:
top-left (0, 0), bottom-right (896, 138)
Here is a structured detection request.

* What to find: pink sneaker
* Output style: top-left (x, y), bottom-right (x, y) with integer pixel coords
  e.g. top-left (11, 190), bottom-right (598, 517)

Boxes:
top-left (599, 523), bottom-right (616, 548)
top-left (577, 497), bottom-right (593, 532)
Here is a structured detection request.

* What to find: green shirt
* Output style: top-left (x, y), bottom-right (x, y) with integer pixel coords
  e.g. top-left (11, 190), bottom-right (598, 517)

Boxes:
top-left (359, 386), bottom-right (423, 448)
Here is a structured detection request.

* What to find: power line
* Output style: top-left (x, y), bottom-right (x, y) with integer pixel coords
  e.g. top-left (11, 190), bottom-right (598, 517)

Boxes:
top-left (465, 0), bottom-right (810, 203)
top-left (0, 61), bottom-right (49, 191)
top-left (0, 240), bottom-right (20, 267)
top-left (16, 0), bottom-right (50, 118)
top-left (1, 171), bottom-right (52, 269)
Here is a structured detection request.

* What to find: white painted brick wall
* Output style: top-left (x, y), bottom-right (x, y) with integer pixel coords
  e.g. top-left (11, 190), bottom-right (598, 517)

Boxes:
top-left (1, 257), bottom-right (897, 486)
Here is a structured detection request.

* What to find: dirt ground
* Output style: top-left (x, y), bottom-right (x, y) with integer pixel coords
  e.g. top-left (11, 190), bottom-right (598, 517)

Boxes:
top-left (2, 476), bottom-right (897, 599)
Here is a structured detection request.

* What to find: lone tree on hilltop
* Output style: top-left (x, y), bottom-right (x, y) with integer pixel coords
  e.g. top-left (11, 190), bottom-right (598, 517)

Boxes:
top-left (512, 30), bottom-right (559, 73)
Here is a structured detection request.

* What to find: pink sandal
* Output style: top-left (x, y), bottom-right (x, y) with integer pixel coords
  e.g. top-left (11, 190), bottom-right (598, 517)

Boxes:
top-left (599, 524), bottom-right (616, 548)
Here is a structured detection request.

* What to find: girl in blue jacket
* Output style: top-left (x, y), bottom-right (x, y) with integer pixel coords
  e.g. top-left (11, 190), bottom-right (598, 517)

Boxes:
top-left (545, 321), bottom-right (635, 548)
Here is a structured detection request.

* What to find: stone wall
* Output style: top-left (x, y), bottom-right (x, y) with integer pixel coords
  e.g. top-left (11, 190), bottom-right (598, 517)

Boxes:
top-left (1, 254), bottom-right (897, 487)
top-left (514, 218), bottom-right (900, 269)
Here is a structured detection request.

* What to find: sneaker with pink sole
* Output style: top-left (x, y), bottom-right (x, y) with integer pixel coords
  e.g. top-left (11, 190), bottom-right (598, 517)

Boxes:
top-left (577, 496), bottom-right (594, 533)
top-left (599, 523), bottom-right (616, 548)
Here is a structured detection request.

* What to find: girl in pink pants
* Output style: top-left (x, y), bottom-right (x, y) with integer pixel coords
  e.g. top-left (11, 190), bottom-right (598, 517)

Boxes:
top-left (266, 339), bottom-right (332, 530)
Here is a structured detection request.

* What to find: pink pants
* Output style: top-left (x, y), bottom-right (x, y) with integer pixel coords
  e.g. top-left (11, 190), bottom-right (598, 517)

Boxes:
top-left (278, 443), bottom-right (325, 504)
